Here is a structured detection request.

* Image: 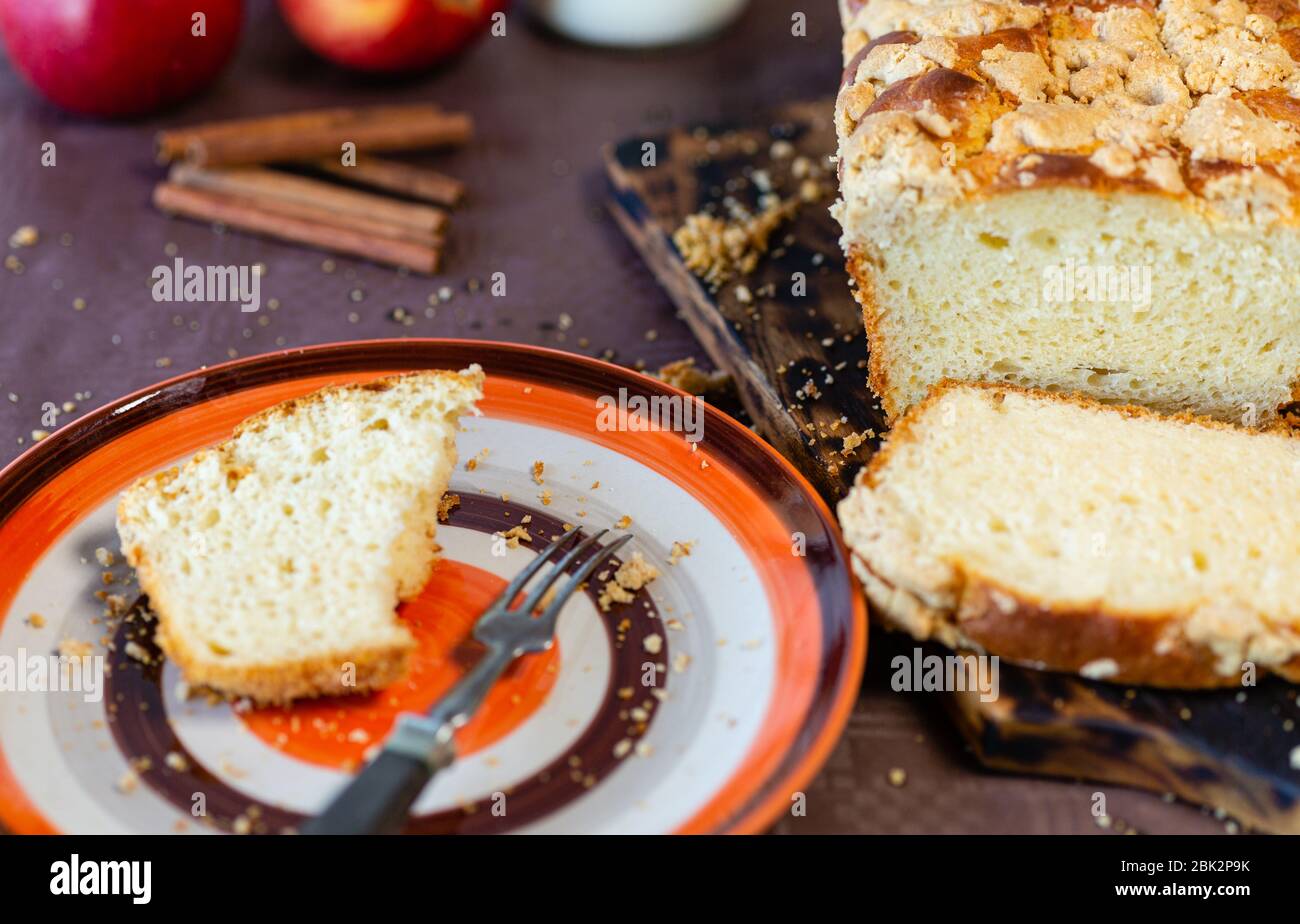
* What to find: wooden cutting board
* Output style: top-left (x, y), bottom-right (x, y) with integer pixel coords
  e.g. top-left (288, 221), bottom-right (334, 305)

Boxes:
top-left (604, 98), bottom-right (1300, 834)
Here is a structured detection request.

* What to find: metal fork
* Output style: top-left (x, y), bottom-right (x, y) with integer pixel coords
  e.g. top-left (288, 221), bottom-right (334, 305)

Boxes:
top-left (301, 528), bottom-right (633, 835)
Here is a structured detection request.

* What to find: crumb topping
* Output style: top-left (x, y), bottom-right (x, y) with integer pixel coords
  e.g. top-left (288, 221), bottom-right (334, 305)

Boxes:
top-left (836, 0), bottom-right (1300, 228)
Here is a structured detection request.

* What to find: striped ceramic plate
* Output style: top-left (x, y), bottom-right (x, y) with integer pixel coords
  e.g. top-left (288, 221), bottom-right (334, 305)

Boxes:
top-left (0, 339), bottom-right (864, 834)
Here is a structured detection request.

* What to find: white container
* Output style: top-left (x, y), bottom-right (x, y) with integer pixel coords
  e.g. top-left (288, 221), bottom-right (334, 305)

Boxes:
top-left (529, 0), bottom-right (749, 48)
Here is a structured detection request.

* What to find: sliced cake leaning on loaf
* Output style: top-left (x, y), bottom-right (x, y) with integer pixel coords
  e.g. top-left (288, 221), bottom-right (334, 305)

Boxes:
top-left (833, 0), bottom-right (1300, 424)
top-left (117, 367), bottom-right (485, 704)
top-left (838, 382), bottom-right (1300, 688)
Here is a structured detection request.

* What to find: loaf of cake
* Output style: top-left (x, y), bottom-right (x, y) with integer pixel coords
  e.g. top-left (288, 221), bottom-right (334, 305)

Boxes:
top-left (838, 381), bottom-right (1300, 687)
top-left (833, 0), bottom-right (1300, 424)
top-left (117, 367), bottom-right (483, 704)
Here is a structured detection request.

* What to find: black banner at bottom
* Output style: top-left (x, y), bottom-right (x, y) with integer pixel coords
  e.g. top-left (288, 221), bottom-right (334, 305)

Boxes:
top-left (0, 833), bottom-right (1280, 909)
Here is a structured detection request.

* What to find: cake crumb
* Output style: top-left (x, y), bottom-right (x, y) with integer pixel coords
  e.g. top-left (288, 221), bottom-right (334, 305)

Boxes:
top-left (531, 461), bottom-right (545, 485)
top-left (59, 638), bottom-right (94, 659)
top-left (26, 612), bottom-right (45, 628)
top-left (841, 431), bottom-right (872, 457)
top-left (9, 225), bottom-right (38, 248)
top-left (497, 525), bottom-right (533, 549)
top-left (597, 552), bottom-right (660, 612)
top-left (117, 757), bottom-right (153, 793)
top-left (116, 769), bottom-right (140, 794)
top-left (668, 540), bottom-right (694, 565)
top-left (437, 493), bottom-right (461, 522)
top-left (673, 198), bottom-right (799, 290)
top-left (1080, 658), bottom-right (1119, 680)
top-left (94, 546), bottom-right (115, 567)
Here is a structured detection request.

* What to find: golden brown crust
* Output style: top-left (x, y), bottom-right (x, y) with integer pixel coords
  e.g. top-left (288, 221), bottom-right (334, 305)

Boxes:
top-left (844, 244), bottom-right (903, 421)
top-left (835, 0), bottom-right (1300, 226)
top-left (856, 551), bottom-right (1300, 687)
top-left (842, 30), bottom-right (921, 90)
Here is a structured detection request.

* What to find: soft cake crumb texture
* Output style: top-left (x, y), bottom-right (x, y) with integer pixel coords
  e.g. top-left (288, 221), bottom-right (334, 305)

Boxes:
top-left (839, 384), bottom-right (1300, 682)
top-left (116, 368), bottom-right (483, 703)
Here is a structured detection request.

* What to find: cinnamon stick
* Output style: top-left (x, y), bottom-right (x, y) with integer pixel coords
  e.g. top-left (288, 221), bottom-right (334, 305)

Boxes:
top-left (169, 164), bottom-right (447, 241)
top-left (311, 156), bottom-right (466, 208)
top-left (153, 182), bottom-right (441, 275)
top-left (156, 104), bottom-right (473, 167)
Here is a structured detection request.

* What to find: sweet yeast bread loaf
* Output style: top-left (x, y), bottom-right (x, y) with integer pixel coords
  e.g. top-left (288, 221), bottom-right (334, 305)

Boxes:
top-left (838, 381), bottom-right (1300, 687)
top-left (833, 0), bottom-right (1300, 424)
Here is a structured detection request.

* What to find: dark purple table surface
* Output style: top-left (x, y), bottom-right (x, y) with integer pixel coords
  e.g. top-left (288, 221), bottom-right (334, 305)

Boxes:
top-left (0, 0), bottom-right (1222, 834)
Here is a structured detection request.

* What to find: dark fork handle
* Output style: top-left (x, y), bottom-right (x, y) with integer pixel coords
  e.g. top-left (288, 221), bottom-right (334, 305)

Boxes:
top-left (300, 750), bottom-right (435, 835)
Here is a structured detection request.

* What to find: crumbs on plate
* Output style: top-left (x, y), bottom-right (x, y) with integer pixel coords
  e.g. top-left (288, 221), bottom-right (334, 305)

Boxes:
top-left (597, 552), bottom-right (660, 612)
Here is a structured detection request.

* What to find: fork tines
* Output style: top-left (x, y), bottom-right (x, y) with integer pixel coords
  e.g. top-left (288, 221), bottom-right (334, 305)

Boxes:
top-left (480, 529), bottom-right (634, 641)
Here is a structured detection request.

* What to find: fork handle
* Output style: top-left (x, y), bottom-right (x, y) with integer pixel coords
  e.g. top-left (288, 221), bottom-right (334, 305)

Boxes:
top-left (302, 645), bottom-right (511, 835)
top-left (300, 750), bottom-right (437, 835)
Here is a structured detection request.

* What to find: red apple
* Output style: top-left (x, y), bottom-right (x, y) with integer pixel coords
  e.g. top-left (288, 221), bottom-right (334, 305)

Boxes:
top-left (278, 0), bottom-right (508, 73)
top-left (0, 0), bottom-right (242, 119)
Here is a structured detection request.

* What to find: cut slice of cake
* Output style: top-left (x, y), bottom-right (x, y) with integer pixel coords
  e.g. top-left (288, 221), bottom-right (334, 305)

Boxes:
top-left (838, 382), bottom-right (1300, 687)
top-left (117, 367), bottom-right (484, 704)
top-left (833, 0), bottom-right (1300, 424)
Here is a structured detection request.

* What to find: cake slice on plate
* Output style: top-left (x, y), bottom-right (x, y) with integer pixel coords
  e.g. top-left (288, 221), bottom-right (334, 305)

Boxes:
top-left (117, 367), bottom-right (483, 704)
top-left (838, 382), bottom-right (1300, 687)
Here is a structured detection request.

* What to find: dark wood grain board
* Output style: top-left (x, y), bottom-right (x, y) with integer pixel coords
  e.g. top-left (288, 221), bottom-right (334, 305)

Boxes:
top-left (605, 98), bottom-right (1300, 834)
top-left (606, 99), bottom-right (884, 502)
